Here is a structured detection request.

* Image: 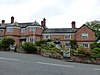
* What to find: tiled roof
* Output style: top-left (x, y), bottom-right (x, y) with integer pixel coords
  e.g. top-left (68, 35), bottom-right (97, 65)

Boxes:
top-left (0, 21), bottom-right (40, 28)
top-left (43, 28), bottom-right (77, 33)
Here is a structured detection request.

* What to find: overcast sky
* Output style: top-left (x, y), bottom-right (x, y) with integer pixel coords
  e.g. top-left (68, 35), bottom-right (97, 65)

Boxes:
top-left (0, 0), bottom-right (100, 28)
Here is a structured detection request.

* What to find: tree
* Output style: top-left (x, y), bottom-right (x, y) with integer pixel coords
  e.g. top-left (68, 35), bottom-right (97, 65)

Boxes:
top-left (70, 40), bottom-right (78, 50)
top-left (1, 37), bottom-right (15, 51)
top-left (85, 20), bottom-right (100, 38)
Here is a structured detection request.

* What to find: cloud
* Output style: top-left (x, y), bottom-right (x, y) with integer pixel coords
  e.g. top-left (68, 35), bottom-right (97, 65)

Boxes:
top-left (0, 0), bottom-right (100, 28)
top-left (0, 0), bottom-right (28, 5)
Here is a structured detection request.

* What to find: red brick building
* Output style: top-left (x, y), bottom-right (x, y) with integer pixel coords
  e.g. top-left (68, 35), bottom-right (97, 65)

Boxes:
top-left (0, 16), bottom-right (96, 49)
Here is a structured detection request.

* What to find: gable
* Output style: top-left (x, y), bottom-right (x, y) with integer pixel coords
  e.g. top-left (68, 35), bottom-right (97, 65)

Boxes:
top-left (75, 25), bottom-right (95, 33)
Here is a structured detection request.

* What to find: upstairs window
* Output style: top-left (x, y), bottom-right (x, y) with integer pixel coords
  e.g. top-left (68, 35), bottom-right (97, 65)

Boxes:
top-left (44, 35), bottom-right (50, 39)
top-left (21, 28), bottom-right (26, 33)
top-left (7, 28), bottom-right (13, 32)
top-left (65, 34), bottom-right (71, 39)
top-left (81, 33), bottom-right (88, 38)
top-left (0, 29), bottom-right (3, 32)
top-left (30, 27), bottom-right (35, 32)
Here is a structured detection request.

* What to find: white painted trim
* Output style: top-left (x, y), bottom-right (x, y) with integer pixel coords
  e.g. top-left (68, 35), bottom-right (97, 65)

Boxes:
top-left (6, 27), bottom-right (20, 29)
top-left (43, 33), bottom-right (72, 35)
top-left (44, 35), bottom-right (50, 39)
top-left (6, 27), bottom-right (14, 28)
top-left (27, 26), bottom-right (42, 28)
top-left (82, 42), bottom-right (89, 48)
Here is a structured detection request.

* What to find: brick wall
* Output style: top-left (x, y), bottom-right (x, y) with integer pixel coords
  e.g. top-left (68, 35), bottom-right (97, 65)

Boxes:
top-left (75, 26), bottom-right (96, 42)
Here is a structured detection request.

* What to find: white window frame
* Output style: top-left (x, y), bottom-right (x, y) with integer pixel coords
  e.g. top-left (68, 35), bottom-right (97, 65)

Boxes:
top-left (82, 42), bottom-right (89, 48)
top-left (65, 34), bottom-right (71, 39)
top-left (44, 35), bottom-right (50, 39)
top-left (30, 27), bottom-right (35, 32)
top-left (0, 29), bottom-right (3, 33)
top-left (21, 28), bottom-right (26, 33)
top-left (7, 27), bottom-right (13, 32)
top-left (81, 33), bottom-right (88, 38)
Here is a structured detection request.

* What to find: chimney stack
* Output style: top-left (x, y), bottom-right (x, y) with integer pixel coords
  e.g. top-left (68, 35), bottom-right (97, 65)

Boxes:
top-left (1, 20), bottom-right (5, 24)
top-left (41, 21), bottom-right (44, 27)
top-left (43, 18), bottom-right (46, 27)
top-left (71, 21), bottom-right (76, 28)
top-left (11, 16), bottom-right (14, 24)
top-left (41, 18), bottom-right (46, 28)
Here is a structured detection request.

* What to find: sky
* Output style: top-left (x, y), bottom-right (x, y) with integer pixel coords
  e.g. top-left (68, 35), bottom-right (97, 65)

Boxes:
top-left (0, 0), bottom-right (100, 28)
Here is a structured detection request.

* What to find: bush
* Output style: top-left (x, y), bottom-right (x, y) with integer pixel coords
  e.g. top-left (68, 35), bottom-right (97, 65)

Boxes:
top-left (22, 42), bottom-right (37, 54)
top-left (91, 48), bottom-right (100, 58)
top-left (1, 37), bottom-right (15, 51)
top-left (90, 42), bottom-right (100, 49)
top-left (73, 46), bottom-right (91, 56)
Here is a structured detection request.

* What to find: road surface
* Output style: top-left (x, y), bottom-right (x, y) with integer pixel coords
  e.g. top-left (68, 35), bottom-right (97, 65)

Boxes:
top-left (0, 51), bottom-right (100, 75)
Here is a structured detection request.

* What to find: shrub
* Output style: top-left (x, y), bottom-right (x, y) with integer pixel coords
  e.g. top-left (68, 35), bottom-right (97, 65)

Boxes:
top-left (1, 37), bottom-right (15, 51)
top-left (90, 42), bottom-right (100, 49)
top-left (73, 46), bottom-right (91, 56)
top-left (91, 48), bottom-right (100, 58)
top-left (22, 42), bottom-right (37, 54)
top-left (35, 40), bottom-right (46, 46)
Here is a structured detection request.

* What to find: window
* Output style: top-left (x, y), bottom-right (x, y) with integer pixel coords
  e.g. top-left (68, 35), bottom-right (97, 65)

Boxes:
top-left (81, 33), bottom-right (88, 38)
top-left (7, 28), bottom-right (13, 32)
top-left (65, 34), bottom-right (71, 39)
top-left (0, 29), bottom-right (3, 32)
top-left (82, 42), bottom-right (89, 48)
top-left (21, 28), bottom-right (26, 33)
top-left (30, 27), bottom-right (35, 32)
top-left (65, 42), bottom-right (70, 47)
top-left (44, 35), bottom-right (50, 39)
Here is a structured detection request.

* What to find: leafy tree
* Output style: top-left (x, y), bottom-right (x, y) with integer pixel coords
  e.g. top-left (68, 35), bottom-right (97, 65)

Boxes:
top-left (1, 37), bottom-right (15, 51)
top-left (85, 20), bottom-right (100, 38)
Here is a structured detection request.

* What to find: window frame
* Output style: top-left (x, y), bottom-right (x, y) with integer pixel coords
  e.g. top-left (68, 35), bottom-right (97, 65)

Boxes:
top-left (0, 29), bottom-right (3, 33)
top-left (81, 33), bottom-right (88, 38)
top-left (44, 35), bottom-right (50, 39)
top-left (21, 28), bottom-right (26, 33)
top-left (64, 34), bottom-right (71, 39)
top-left (29, 27), bottom-right (35, 32)
top-left (82, 42), bottom-right (89, 48)
top-left (7, 27), bottom-right (13, 32)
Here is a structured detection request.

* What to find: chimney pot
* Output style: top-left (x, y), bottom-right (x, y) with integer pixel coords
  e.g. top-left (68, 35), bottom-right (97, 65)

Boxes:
top-left (2, 20), bottom-right (5, 24)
